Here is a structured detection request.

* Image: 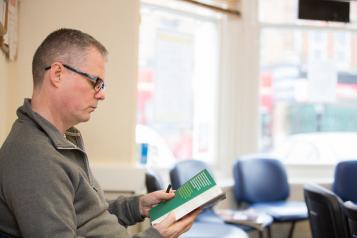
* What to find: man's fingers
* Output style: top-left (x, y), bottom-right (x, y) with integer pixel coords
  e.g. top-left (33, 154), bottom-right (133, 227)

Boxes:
top-left (171, 208), bottom-right (201, 231)
top-left (180, 212), bottom-right (199, 235)
top-left (156, 212), bottom-right (176, 227)
top-left (154, 190), bottom-right (175, 201)
top-left (182, 208), bottom-right (201, 223)
top-left (153, 209), bottom-right (201, 238)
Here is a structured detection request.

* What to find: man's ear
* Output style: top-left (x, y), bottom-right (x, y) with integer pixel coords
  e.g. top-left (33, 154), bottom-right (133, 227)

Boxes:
top-left (48, 63), bottom-right (63, 88)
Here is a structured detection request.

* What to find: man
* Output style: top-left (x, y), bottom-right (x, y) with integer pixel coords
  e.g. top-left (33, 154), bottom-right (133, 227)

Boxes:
top-left (0, 29), bottom-right (200, 238)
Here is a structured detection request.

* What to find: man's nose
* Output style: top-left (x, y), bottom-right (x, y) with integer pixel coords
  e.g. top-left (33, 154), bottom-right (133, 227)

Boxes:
top-left (95, 90), bottom-right (106, 100)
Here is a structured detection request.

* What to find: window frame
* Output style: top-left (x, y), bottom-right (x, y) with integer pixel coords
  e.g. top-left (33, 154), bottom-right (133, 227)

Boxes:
top-left (138, 0), bottom-right (224, 167)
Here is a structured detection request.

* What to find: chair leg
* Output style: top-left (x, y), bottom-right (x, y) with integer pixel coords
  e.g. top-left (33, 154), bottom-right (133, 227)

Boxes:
top-left (288, 221), bottom-right (296, 238)
top-left (258, 230), bottom-right (263, 238)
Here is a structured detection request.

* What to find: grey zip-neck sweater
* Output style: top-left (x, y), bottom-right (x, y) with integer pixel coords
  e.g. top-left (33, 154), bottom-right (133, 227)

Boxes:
top-left (0, 99), bottom-right (162, 238)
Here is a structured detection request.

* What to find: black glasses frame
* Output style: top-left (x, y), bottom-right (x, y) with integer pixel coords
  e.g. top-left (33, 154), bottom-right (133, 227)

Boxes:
top-left (44, 63), bottom-right (105, 92)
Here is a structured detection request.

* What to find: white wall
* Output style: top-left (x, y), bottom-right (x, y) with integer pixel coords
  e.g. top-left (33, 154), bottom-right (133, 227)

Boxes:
top-left (7, 0), bottom-right (140, 164)
top-left (0, 51), bottom-right (9, 145)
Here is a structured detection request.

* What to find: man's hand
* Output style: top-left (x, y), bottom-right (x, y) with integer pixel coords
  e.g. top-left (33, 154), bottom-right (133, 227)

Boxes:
top-left (139, 190), bottom-right (175, 217)
top-left (153, 208), bottom-right (201, 238)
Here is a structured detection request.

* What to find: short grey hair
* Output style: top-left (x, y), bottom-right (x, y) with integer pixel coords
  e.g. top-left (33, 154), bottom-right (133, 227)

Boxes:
top-left (32, 28), bottom-right (108, 88)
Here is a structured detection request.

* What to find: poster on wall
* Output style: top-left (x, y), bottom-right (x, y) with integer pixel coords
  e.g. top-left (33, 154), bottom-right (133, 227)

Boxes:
top-left (153, 29), bottom-right (194, 125)
top-left (307, 59), bottom-right (337, 103)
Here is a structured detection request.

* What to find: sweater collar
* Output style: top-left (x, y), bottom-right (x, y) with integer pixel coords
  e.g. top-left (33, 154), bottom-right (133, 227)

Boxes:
top-left (17, 98), bottom-right (82, 149)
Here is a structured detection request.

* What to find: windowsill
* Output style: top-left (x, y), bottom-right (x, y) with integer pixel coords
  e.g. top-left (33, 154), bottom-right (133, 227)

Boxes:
top-left (282, 163), bottom-right (334, 185)
top-left (91, 163), bottom-right (147, 194)
top-left (90, 161), bottom-right (335, 196)
top-left (216, 163), bottom-right (335, 187)
top-left (282, 161), bottom-right (339, 166)
top-left (214, 167), bottom-right (333, 188)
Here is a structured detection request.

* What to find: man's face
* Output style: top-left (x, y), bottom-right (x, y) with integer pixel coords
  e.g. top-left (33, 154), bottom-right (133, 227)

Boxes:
top-left (60, 47), bottom-right (106, 126)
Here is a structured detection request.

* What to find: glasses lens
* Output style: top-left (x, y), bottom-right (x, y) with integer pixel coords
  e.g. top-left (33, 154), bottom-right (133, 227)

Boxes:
top-left (94, 79), bottom-right (105, 92)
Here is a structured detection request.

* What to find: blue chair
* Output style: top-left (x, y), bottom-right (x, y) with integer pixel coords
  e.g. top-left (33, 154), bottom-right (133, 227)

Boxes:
top-left (333, 160), bottom-right (357, 203)
top-left (233, 155), bottom-right (308, 238)
top-left (170, 160), bottom-right (250, 238)
top-left (304, 183), bottom-right (349, 238)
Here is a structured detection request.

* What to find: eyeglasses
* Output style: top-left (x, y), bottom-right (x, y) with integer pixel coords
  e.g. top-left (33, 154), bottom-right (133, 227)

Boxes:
top-left (44, 63), bottom-right (105, 92)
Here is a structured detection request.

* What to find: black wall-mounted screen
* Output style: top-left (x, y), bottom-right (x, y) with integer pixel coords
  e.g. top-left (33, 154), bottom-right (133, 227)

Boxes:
top-left (298, 0), bottom-right (350, 23)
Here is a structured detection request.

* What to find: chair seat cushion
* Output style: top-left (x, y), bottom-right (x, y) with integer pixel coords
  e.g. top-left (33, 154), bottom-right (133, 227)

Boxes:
top-left (181, 222), bottom-right (249, 238)
top-left (196, 209), bottom-right (258, 232)
top-left (195, 209), bottom-right (225, 223)
top-left (251, 201), bottom-right (308, 221)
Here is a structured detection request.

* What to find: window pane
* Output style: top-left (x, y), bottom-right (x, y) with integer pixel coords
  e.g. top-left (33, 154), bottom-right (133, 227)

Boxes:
top-left (137, 4), bottom-right (219, 167)
top-left (259, 0), bottom-right (298, 24)
top-left (259, 28), bottom-right (357, 163)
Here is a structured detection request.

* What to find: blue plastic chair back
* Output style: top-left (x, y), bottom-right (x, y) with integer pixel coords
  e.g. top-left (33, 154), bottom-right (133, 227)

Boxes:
top-left (233, 156), bottom-right (289, 204)
top-left (333, 160), bottom-right (357, 202)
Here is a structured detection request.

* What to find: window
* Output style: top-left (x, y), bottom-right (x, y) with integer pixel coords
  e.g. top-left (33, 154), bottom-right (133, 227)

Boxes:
top-left (259, 0), bottom-right (357, 164)
top-left (137, 2), bottom-right (221, 167)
